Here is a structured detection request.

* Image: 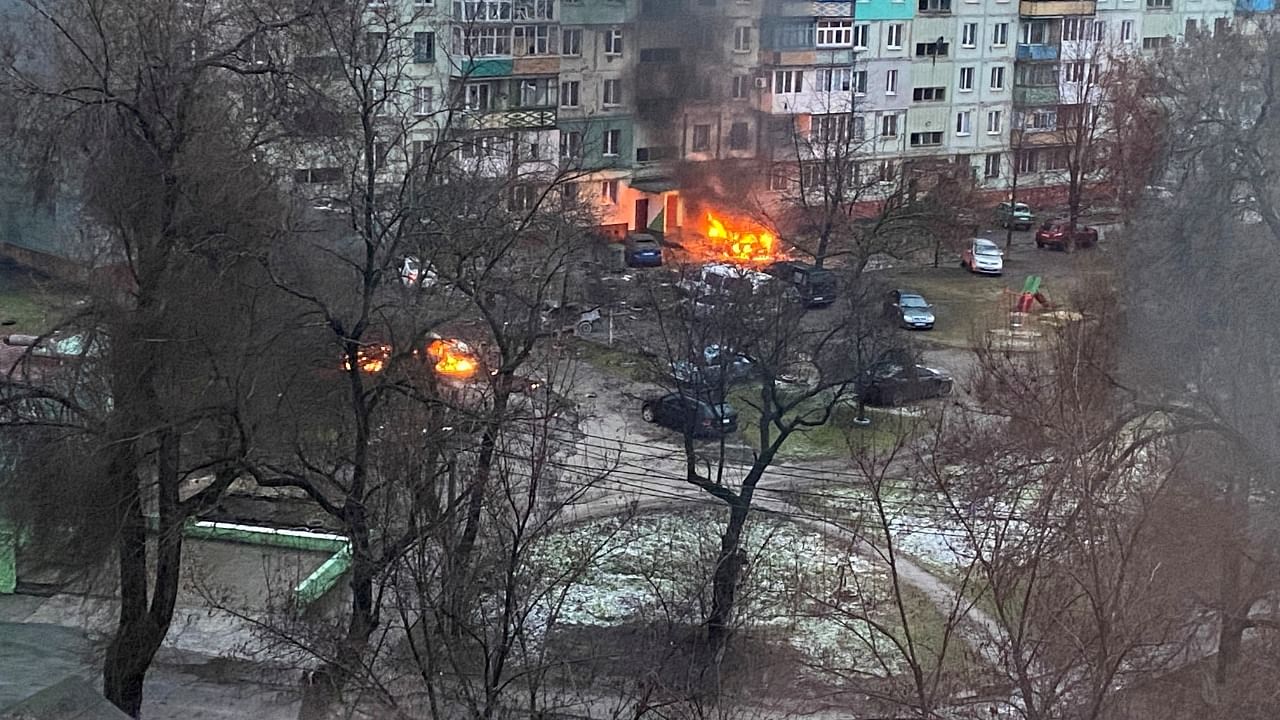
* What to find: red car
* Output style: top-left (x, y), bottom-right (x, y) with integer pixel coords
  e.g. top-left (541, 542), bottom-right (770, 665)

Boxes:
top-left (1035, 221), bottom-right (1098, 251)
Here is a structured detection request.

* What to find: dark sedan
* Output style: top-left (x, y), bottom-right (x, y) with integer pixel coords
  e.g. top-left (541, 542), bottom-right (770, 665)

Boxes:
top-left (857, 363), bottom-right (954, 406)
top-left (641, 393), bottom-right (739, 437)
top-left (885, 290), bottom-right (935, 330)
top-left (624, 233), bottom-right (664, 267)
top-left (1035, 221), bottom-right (1098, 251)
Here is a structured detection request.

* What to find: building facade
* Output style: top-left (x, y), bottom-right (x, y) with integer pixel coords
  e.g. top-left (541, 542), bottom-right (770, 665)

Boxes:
top-left (314, 0), bottom-right (1242, 237)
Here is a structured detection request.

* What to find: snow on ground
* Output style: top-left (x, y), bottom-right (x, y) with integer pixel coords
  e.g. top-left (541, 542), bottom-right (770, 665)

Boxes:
top-left (530, 510), bottom-right (909, 677)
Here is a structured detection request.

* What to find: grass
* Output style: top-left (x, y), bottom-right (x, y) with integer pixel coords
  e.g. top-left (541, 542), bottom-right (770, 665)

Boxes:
top-left (0, 260), bottom-right (83, 335)
top-left (893, 582), bottom-right (975, 674)
top-left (570, 338), bottom-right (655, 383)
top-left (728, 386), bottom-right (923, 460)
top-left (884, 265), bottom-right (1018, 350)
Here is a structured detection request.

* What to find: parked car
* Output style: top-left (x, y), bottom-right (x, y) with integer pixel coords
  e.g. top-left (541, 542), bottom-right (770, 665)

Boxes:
top-left (765, 260), bottom-right (837, 307)
top-left (1034, 221), bottom-right (1098, 251)
top-left (962, 238), bottom-right (1004, 275)
top-left (677, 263), bottom-right (774, 299)
top-left (624, 233), bottom-right (663, 267)
top-left (540, 301), bottom-right (602, 336)
top-left (670, 345), bottom-right (756, 390)
top-left (885, 290), bottom-right (935, 330)
top-left (857, 362), bottom-right (954, 406)
top-left (995, 201), bottom-right (1035, 230)
top-left (641, 392), bottom-right (739, 437)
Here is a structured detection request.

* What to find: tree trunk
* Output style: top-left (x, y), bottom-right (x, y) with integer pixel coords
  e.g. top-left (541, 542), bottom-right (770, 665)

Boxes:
top-left (706, 504), bottom-right (750, 657)
top-left (103, 494), bottom-right (154, 718)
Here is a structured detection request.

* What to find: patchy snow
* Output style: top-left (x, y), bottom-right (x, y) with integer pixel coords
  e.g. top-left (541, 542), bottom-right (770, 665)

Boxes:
top-left (529, 510), bottom-right (909, 677)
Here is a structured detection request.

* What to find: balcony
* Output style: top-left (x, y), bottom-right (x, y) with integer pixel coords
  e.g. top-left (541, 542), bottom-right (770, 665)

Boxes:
top-left (1016, 43), bottom-right (1059, 61)
top-left (461, 107), bottom-right (557, 131)
top-left (1019, 0), bottom-right (1097, 16)
top-left (1013, 85), bottom-right (1060, 106)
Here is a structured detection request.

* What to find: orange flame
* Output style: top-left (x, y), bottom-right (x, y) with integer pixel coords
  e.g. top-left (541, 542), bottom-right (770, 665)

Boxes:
top-left (704, 212), bottom-right (779, 265)
top-left (344, 344), bottom-right (390, 374)
top-left (426, 339), bottom-right (479, 379)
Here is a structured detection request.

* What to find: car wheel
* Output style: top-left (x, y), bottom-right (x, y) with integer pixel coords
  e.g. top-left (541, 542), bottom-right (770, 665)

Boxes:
top-left (641, 403), bottom-right (656, 423)
top-left (1035, 240), bottom-right (1044, 249)
top-left (574, 320), bottom-right (594, 337)
top-left (938, 380), bottom-right (954, 397)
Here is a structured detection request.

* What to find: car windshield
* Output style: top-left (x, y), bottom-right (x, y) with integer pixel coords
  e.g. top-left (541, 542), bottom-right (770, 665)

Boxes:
top-left (975, 242), bottom-right (1000, 256)
top-left (1014, 203), bottom-right (1030, 213)
top-left (901, 295), bottom-right (928, 308)
top-left (712, 403), bottom-right (736, 417)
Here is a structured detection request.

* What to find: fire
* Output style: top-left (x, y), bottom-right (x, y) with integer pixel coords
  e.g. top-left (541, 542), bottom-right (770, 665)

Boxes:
top-left (704, 211), bottom-right (780, 265)
top-left (426, 338), bottom-right (479, 379)
top-left (345, 344), bottom-right (390, 374)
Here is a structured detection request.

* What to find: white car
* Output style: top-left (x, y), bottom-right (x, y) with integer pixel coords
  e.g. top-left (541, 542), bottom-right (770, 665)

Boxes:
top-left (676, 263), bottom-right (774, 298)
top-left (962, 238), bottom-right (1004, 275)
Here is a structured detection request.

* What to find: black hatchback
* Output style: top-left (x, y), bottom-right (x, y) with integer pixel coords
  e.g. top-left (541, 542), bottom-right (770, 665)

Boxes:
top-left (641, 393), bottom-right (739, 437)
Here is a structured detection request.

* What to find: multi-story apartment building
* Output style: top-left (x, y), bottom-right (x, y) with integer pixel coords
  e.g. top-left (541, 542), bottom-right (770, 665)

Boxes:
top-left (298, 0), bottom-right (1246, 238)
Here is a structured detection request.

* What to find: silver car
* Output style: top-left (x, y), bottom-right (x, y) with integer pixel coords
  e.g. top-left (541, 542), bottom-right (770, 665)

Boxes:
top-left (886, 290), bottom-right (935, 330)
top-left (962, 238), bottom-right (1004, 275)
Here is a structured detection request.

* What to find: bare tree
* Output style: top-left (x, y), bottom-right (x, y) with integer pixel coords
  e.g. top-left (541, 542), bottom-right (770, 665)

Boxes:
top-left (0, 0), bottom-right (311, 714)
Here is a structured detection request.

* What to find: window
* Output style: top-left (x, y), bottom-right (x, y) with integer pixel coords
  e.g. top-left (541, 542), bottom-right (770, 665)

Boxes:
top-left (1062, 18), bottom-right (1082, 42)
top-left (455, 1), bottom-right (514, 21)
top-left (1022, 109), bottom-right (1057, 130)
top-left (1021, 21), bottom-right (1047, 44)
top-left (514, 25), bottom-right (555, 55)
top-left (910, 131), bottom-right (943, 146)
top-left (878, 160), bottom-right (897, 182)
top-left (986, 110), bottom-right (1002, 134)
top-left (816, 19), bottom-right (853, 47)
top-left (413, 86), bottom-right (433, 115)
top-left (1018, 63), bottom-right (1058, 86)
top-left (602, 78), bottom-right (621, 106)
top-left (560, 131), bottom-right (582, 158)
top-left (912, 86), bottom-right (945, 102)
top-left (562, 28), bottom-right (582, 56)
top-left (465, 82), bottom-right (492, 110)
top-left (510, 184), bottom-right (536, 210)
top-left (729, 122), bottom-right (749, 150)
top-left (769, 167), bottom-right (789, 191)
top-left (885, 69), bottom-right (898, 94)
top-left (853, 24), bottom-right (870, 50)
top-left (691, 123), bottom-right (711, 152)
top-left (773, 70), bottom-right (804, 93)
top-left (962, 23), bottom-right (978, 47)
top-left (604, 29), bottom-right (623, 55)
top-left (734, 26), bottom-right (752, 52)
top-left (732, 76), bottom-right (749, 99)
top-left (514, 77), bottom-right (556, 107)
top-left (816, 67), bottom-right (852, 92)
top-left (603, 129), bottom-right (621, 156)
top-left (887, 23), bottom-right (904, 49)
top-left (916, 40), bottom-right (949, 57)
top-left (992, 22), bottom-right (1008, 46)
top-left (364, 32), bottom-right (386, 64)
top-left (854, 70), bottom-right (868, 94)
top-left (1147, 0), bottom-right (1171, 7)
top-left (414, 32), bottom-right (435, 62)
top-left (1044, 148), bottom-right (1069, 171)
top-left (601, 179), bottom-right (618, 203)
top-left (1142, 35), bottom-right (1173, 50)
top-left (881, 114), bottom-right (899, 137)
top-left (918, 0), bottom-right (951, 12)
top-left (990, 65), bottom-right (1005, 90)
top-left (560, 80), bottom-right (579, 107)
top-left (984, 153), bottom-right (1001, 179)
top-left (955, 111), bottom-right (971, 135)
top-left (1121, 20), bottom-right (1134, 43)
top-left (1017, 149), bottom-right (1039, 173)
top-left (812, 114), bottom-right (853, 143)
top-left (1091, 20), bottom-right (1107, 41)
top-left (453, 27), bottom-right (512, 57)
top-left (959, 66), bottom-right (974, 91)
top-left (1064, 61), bottom-right (1085, 82)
